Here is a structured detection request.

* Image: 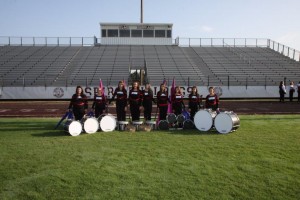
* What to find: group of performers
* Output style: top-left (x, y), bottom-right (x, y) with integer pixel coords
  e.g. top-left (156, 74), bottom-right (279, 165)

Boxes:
top-left (67, 81), bottom-right (219, 123)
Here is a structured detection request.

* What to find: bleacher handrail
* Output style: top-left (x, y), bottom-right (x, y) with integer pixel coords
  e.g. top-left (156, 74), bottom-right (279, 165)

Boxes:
top-left (1, 36), bottom-right (299, 62)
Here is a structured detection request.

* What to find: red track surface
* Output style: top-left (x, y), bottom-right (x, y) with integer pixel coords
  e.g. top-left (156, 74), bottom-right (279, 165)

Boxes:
top-left (0, 100), bottom-right (299, 117)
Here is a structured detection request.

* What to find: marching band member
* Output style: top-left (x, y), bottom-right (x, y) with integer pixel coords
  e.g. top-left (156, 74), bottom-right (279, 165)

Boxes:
top-left (68, 85), bottom-right (88, 121)
top-left (188, 86), bottom-right (202, 121)
top-left (156, 83), bottom-right (169, 120)
top-left (128, 81), bottom-right (143, 121)
top-left (110, 81), bottom-right (127, 121)
top-left (279, 81), bottom-right (286, 102)
top-left (205, 86), bottom-right (219, 111)
top-left (92, 88), bottom-right (107, 118)
top-left (142, 83), bottom-right (155, 121)
top-left (172, 86), bottom-right (184, 116)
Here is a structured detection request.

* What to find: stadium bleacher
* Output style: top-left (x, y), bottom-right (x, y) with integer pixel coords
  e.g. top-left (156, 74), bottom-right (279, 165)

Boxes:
top-left (0, 45), bottom-right (299, 87)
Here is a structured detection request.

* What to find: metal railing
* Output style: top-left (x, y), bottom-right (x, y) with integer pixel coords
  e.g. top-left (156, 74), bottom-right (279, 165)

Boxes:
top-left (1, 36), bottom-right (299, 62)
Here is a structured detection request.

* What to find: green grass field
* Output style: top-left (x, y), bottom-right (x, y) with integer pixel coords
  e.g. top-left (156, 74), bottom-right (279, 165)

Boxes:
top-left (0, 115), bottom-right (299, 200)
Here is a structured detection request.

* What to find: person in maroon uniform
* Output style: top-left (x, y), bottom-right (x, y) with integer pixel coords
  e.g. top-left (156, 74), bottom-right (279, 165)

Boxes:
top-left (142, 83), bottom-right (155, 121)
top-left (205, 87), bottom-right (219, 111)
top-left (188, 86), bottom-right (202, 121)
top-left (172, 86), bottom-right (184, 116)
top-left (128, 81), bottom-right (143, 121)
top-left (68, 86), bottom-right (88, 120)
top-left (92, 88), bottom-right (107, 118)
top-left (156, 83), bottom-right (169, 120)
top-left (110, 81), bottom-right (127, 121)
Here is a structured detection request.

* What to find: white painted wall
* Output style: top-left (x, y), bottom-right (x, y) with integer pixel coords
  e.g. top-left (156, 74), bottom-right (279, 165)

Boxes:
top-left (0, 86), bottom-right (282, 100)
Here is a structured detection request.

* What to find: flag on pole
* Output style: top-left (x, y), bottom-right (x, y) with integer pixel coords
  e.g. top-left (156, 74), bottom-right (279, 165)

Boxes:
top-left (99, 78), bottom-right (105, 96)
top-left (168, 77), bottom-right (176, 113)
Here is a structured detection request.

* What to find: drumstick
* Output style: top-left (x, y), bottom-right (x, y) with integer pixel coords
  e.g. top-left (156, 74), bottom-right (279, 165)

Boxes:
top-left (54, 111), bottom-right (69, 129)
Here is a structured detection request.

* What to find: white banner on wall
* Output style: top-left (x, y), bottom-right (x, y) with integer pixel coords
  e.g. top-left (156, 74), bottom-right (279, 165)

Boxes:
top-left (0, 86), bottom-right (280, 99)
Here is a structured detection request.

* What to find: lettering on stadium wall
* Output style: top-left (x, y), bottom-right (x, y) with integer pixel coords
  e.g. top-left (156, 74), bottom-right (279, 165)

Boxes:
top-left (81, 86), bottom-right (199, 99)
top-left (52, 86), bottom-right (222, 99)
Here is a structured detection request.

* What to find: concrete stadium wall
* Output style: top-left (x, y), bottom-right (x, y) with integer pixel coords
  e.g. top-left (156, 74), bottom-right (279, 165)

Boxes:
top-left (0, 86), bottom-right (282, 100)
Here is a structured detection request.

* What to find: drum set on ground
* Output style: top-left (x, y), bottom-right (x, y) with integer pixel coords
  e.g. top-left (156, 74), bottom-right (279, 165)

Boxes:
top-left (63, 109), bottom-right (240, 136)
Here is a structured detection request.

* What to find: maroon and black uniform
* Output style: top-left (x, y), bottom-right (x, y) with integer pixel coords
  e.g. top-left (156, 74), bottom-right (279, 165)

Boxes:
top-left (142, 89), bottom-right (155, 121)
top-left (172, 94), bottom-right (184, 116)
top-left (129, 89), bottom-right (143, 121)
top-left (157, 90), bottom-right (169, 120)
top-left (111, 88), bottom-right (127, 121)
top-left (205, 94), bottom-right (219, 111)
top-left (92, 94), bottom-right (106, 118)
top-left (188, 93), bottom-right (201, 121)
top-left (68, 94), bottom-right (88, 120)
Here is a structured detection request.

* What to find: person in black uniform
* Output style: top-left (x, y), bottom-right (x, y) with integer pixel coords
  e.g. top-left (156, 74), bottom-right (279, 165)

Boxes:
top-left (205, 87), bottom-right (219, 111)
top-left (92, 88), bottom-right (107, 118)
top-left (110, 81), bottom-right (127, 121)
top-left (188, 86), bottom-right (202, 121)
top-left (172, 86), bottom-right (184, 116)
top-left (156, 83), bottom-right (169, 120)
top-left (68, 86), bottom-right (88, 121)
top-left (142, 83), bottom-right (155, 121)
top-left (279, 81), bottom-right (286, 102)
top-left (128, 81), bottom-right (143, 121)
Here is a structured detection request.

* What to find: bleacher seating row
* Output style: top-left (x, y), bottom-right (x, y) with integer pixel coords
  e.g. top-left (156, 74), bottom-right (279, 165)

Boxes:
top-left (0, 45), bottom-right (299, 87)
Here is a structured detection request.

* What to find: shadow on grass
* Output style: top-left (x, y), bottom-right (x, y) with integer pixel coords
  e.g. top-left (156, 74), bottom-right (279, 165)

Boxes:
top-left (163, 129), bottom-right (224, 136)
top-left (31, 130), bottom-right (69, 137)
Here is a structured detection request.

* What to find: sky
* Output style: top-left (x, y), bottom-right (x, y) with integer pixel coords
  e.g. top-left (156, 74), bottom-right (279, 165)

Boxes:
top-left (1, 0), bottom-right (300, 50)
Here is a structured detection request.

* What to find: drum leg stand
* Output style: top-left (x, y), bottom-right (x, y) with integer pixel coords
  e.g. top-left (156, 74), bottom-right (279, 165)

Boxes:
top-left (132, 121), bottom-right (143, 131)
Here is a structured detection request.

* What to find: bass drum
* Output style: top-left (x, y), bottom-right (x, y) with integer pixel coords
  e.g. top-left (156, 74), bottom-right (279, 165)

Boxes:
top-left (194, 109), bottom-right (217, 131)
top-left (166, 113), bottom-right (177, 124)
top-left (99, 115), bottom-right (117, 132)
top-left (64, 120), bottom-right (82, 136)
top-left (183, 119), bottom-right (195, 129)
top-left (158, 120), bottom-right (169, 130)
top-left (83, 117), bottom-right (99, 134)
top-left (214, 111), bottom-right (240, 134)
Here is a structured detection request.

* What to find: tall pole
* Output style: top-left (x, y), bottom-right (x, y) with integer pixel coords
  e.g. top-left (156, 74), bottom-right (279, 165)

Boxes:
top-left (141, 0), bottom-right (143, 23)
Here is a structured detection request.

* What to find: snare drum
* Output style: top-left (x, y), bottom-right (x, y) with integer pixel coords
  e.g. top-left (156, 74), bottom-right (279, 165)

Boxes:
top-left (146, 120), bottom-right (157, 131)
top-left (183, 119), bottom-right (195, 129)
top-left (83, 117), bottom-right (99, 134)
top-left (158, 120), bottom-right (169, 130)
top-left (64, 120), bottom-right (82, 136)
top-left (176, 114), bottom-right (185, 123)
top-left (118, 121), bottom-right (129, 131)
top-left (194, 109), bottom-right (217, 131)
top-left (166, 113), bottom-right (177, 124)
top-left (214, 111), bottom-right (240, 134)
top-left (99, 115), bottom-right (117, 132)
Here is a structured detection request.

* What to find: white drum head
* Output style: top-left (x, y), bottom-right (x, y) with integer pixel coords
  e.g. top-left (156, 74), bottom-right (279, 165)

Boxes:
top-left (214, 113), bottom-right (233, 134)
top-left (194, 110), bottom-right (214, 131)
top-left (84, 118), bottom-right (99, 134)
top-left (100, 116), bottom-right (116, 132)
top-left (68, 121), bottom-right (82, 136)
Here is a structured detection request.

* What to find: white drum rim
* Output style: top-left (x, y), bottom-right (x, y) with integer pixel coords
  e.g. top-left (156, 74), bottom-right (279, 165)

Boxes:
top-left (194, 110), bottom-right (214, 131)
top-left (100, 115), bottom-right (117, 132)
top-left (84, 117), bottom-right (99, 134)
top-left (68, 121), bottom-right (82, 136)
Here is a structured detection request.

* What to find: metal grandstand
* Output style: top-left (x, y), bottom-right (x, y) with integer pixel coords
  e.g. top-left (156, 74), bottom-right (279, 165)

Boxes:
top-left (0, 36), bottom-right (299, 88)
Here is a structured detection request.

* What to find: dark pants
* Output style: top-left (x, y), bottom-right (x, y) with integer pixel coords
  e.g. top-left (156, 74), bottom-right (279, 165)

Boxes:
top-left (279, 92), bottom-right (285, 102)
top-left (130, 103), bottom-right (140, 121)
top-left (73, 107), bottom-right (85, 121)
top-left (95, 105), bottom-right (105, 118)
top-left (173, 103), bottom-right (182, 116)
top-left (116, 101), bottom-right (126, 121)
top-left (190, 105), bottom-right (198, 121)
top-left (159, 106), bottom-right (168, 120)
top-left (143, 101), bottom-right (152, 121)
top-left (289, 91), bottom-right (294, 102)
